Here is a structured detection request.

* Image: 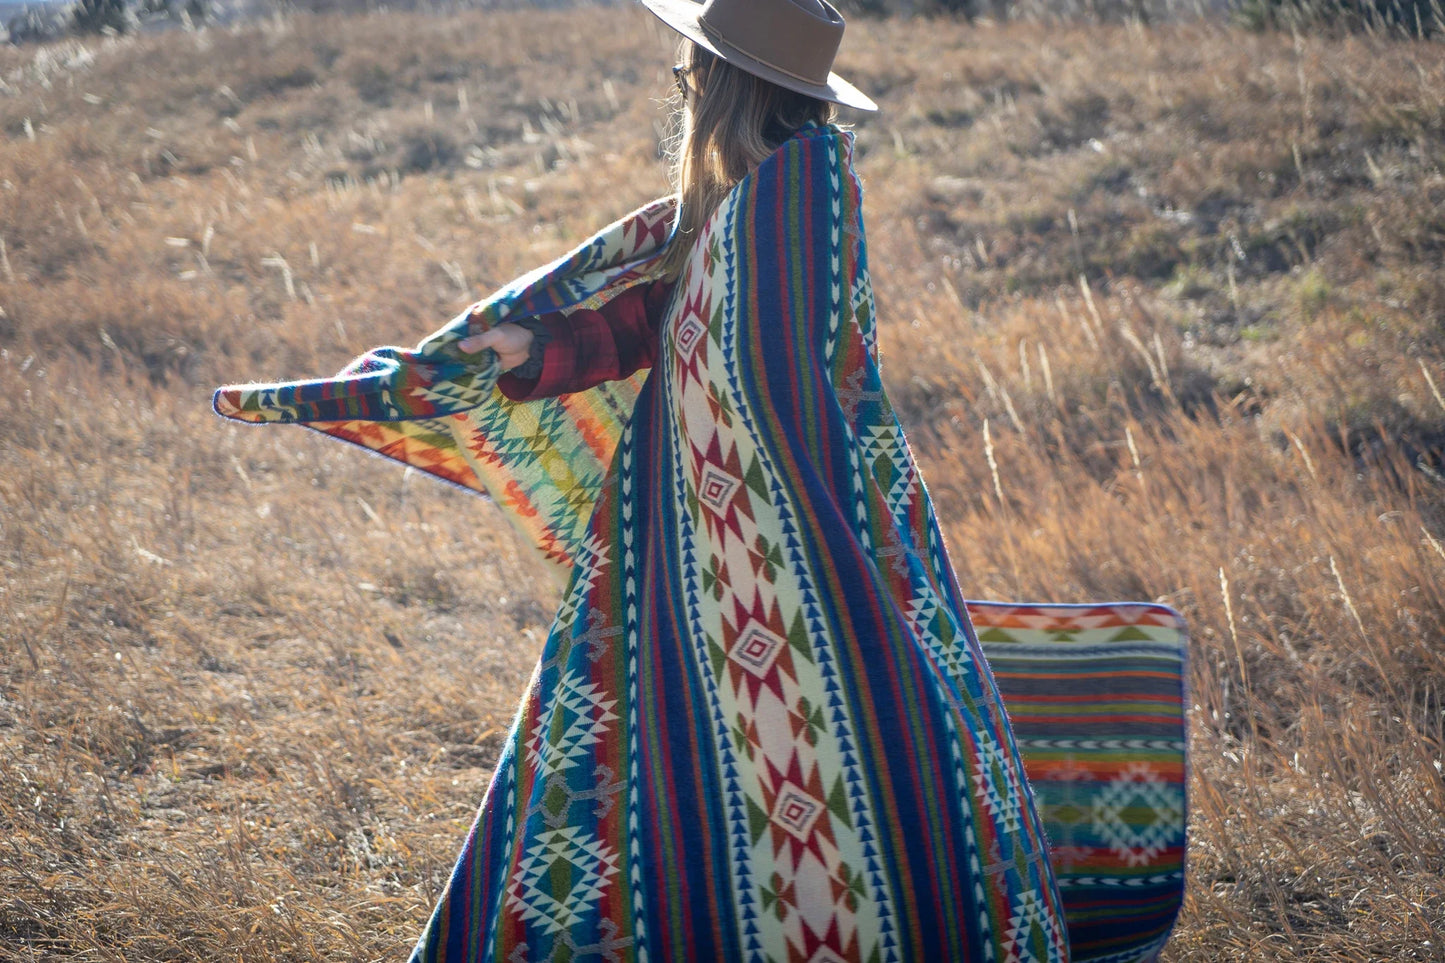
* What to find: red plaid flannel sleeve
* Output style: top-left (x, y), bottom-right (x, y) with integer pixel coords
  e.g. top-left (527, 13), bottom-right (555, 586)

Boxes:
top-left (497, 281), bottom-right (673, 402)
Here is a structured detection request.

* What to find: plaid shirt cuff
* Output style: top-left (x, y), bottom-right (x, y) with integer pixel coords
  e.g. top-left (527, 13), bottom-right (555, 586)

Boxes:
top-left (497, 281), bottom-right (669, 402)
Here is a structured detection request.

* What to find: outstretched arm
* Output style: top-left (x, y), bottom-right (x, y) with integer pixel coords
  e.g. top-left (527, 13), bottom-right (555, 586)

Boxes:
top-left (461, 322), bottom-right (534, 371)
top-left (459, 280), bottom-right (672, 401)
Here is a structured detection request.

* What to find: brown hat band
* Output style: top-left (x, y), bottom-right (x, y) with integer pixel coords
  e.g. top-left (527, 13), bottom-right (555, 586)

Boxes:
top-left (698, 0), bottom-right (844, 88)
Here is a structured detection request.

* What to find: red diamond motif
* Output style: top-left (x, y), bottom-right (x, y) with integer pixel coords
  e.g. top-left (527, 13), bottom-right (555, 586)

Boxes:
top-left (772, 783), bottom-right (824, 840)
top-left (675, 314), bottom-right (706, 359)
top-left (698, 463), bottom-right (741, 514)
top-left (730, 622), bottom-right (785, 677)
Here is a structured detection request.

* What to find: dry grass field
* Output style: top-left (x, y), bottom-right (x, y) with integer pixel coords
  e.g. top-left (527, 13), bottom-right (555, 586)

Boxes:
top-left (2, 6), bottom-right (1443, 960)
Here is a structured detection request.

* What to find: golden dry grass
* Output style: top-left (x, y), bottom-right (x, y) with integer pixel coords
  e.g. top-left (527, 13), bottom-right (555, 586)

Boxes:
top-left (1, 8), bottom-right (1443, 960)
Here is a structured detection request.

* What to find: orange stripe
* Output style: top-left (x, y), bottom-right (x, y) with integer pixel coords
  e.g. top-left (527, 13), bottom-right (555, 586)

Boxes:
top-left (1000, 693), bottom-right (1180, 705)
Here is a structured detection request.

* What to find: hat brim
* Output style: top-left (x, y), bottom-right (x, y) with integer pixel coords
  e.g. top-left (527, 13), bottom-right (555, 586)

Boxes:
top-left (638, 0), bottom-right (878, 112)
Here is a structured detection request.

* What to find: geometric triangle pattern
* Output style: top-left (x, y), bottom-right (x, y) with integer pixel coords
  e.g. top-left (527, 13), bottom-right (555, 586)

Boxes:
top-left (218, 122), bottom-right (1181, 963)
top-left (215, 193), bottom-right (679, 580)
top-left (976, 600), bottom-right (1189, 963)
top-left (506, 825), bottom-right (623, 938)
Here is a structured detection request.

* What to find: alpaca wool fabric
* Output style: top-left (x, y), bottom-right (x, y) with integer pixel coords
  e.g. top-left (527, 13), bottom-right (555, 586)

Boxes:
top-left (216, 124), bottom-right (1185, 963)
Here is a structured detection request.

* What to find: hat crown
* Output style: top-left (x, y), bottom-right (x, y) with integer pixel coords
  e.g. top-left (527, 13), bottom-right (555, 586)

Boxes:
top-left (638, 0), bottom-right (876, 111)
top-left (698, 0), bottom-right (845, 86)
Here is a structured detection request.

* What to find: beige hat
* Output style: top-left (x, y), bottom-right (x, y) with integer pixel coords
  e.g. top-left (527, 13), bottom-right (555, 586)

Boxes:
top-left (639, 0), bottom-right (878, 112)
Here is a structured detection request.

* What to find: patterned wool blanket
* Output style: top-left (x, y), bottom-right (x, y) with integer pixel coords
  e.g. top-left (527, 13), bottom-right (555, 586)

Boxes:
top-left (216, 123), bottom-right (1185, 963)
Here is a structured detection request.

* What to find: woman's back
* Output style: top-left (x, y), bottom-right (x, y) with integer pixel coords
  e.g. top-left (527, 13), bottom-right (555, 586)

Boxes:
top-left (405, 122), bottom-right (1070, 963)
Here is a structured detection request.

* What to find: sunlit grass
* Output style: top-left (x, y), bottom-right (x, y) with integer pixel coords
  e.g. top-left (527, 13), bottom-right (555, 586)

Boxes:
top-left (1, 8), bottom-right (1442, 959)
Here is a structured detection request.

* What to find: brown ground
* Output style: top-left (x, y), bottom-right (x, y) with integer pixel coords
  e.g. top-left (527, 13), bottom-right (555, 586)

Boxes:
top-left (1, 7), bottom-right (1442, 960)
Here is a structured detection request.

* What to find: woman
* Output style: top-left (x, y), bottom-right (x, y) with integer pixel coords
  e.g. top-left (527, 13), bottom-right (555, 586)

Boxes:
top-left (426, 2), bottom-right (1068, 957)
top-left (218, 0), bottom-right (1072, 958)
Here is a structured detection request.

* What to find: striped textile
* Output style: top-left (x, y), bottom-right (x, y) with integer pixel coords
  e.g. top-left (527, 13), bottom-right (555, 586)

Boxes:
top-left (973, 602), bottom-right (1188, 963)
top-left (214, 198), bottom-right (675, 575)
top-left (214, 124), bottom-right (1186, 963)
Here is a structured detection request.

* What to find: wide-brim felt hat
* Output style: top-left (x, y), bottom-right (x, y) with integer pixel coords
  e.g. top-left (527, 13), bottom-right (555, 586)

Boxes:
top-left (639, 0), bottom-right (878, 112)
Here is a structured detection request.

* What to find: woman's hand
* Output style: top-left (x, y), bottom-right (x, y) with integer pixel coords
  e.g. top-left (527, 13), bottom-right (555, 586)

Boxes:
top-left (459, 324), bottom-right (534, 372)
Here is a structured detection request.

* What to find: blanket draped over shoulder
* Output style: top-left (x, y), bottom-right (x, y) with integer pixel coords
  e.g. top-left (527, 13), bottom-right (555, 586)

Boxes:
top-left (215, 124), bottom-right (1186, 963)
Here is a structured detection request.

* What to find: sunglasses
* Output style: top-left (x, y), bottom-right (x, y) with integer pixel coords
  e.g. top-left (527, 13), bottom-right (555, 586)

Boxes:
top-left (673, 64), bottom-right (696, 98)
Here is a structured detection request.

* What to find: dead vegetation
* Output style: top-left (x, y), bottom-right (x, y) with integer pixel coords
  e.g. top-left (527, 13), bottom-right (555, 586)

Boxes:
top-left (1, 8), bottom-right (1442, 960)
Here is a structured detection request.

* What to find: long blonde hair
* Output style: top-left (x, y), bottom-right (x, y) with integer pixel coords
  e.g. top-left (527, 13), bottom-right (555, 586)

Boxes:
top-left (657, 42), bottom-right (836, 281)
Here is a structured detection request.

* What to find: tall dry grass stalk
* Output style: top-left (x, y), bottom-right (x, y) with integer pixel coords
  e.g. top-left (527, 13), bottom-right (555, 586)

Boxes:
top-left (1, 8), bottom-right (1442, 960)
